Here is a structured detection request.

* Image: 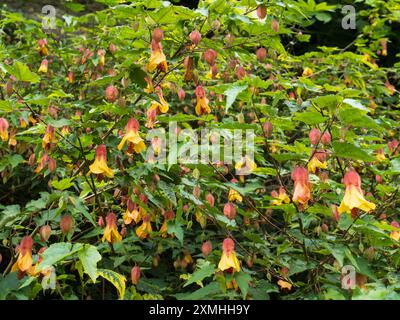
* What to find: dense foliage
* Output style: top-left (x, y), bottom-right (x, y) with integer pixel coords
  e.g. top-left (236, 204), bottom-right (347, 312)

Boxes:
top-left (0, 0), bottom-right (400, 300)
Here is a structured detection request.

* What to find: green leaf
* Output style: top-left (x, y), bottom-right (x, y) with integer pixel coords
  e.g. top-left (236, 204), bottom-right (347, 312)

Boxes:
top-left (3, 61), bottom-right (40, 83)
top-left (37, 243), bottom-right (83, 272)
top-left (293, 110), bottom-right (327, 125)
top-left (78, 244), bottom-right (102, 283)
top-left (167, 220), bottom-right (184, 245)
top-left (175, 282), bottom-right (221, 300)
top-left (224, 84), bottom-right (248, 112)
top-left (52, 178), bottom-right (74, 191)
top-left (183, 261), bottom-right (215, 287)
top-left (235, 272), bottom-right (252, 299)
top-left (333, 142), bottom-right (375, 162)
top-left (97, 269), bottom-right (126, 300)
top-left (343, 98), bottom-right (369, 112)
top-left (339, 108), bottom-right (381, 131)
top-left (0, 100), bottom-right (13, 112)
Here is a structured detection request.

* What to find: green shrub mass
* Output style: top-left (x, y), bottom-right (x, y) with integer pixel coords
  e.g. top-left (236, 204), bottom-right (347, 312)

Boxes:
top-left (0, 0), bottom-right (399, 300)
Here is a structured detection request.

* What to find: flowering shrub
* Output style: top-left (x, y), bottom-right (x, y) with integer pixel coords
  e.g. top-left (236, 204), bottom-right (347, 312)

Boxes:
top-left (0, 0), bottom-right (399, 300)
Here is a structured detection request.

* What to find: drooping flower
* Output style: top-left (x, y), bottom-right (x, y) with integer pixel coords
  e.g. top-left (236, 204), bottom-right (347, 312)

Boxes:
top-left (228, 179), bottom-right (243, 203)
top-left (42, 125), bottom-right (57, 150)
top-left (390, 221), bottom-right (400, 241)
top-left (149, 86), bottom-right (169, 114)
top-left (388, 139), bottom-right (399, 155)
top-left (38, 59), bottom-right (48, 73)
top-left (375, 148), bottom-right (387, 162)
top-left (195, 86), bottom-right (211, 116)
top-left (34, 153), bottom-right (49, 174)
top-left (159, 210), bottom-right (175, 238)
top-left (123, 198), bottom-right (141, 225)
top-left (271, 187), bottom-right (291, 206)
top-left (0, 118), bottom-right (9, 142)
top-left (146, 40), bottom-right (168, 72)
top-left (291, 166), bottom-right (312, 206)
top-left (277, 279), bottom-right (292, 290)
top-left (338, 170), bottom-right (376, 214)
top-left (235, 156), bottom-right (257, 176)
top-left (218, 238), bottom-right (240, 273)
top-left (308, 150), bottom-right (328, 173)
top-left (144, 76), bottom-right (154, 93)
top-left (37, 39), bottom-right (48, 56)
top-left (8, 130), bottom-right (16, 146)
top-left (302, 67), bottom-right (313, 77)
top-left (136, 214), bottom-right (152, 240)
top-left (11, 236), bottom-right (34, 273)
top-left (102, 212), bottom-right (122, 244)
top-left (380, 39), bottom-right (388, 56)
top-left (67, 71), bottom-right (74, 84)
top-left (183, 56), bottom-right (194, 82)
top-left (117, 118), bottom-right (146, 154)
top-left (89, 144), bottom-right (114, 178)
top-left (97, 49), bottom-right (106, 68)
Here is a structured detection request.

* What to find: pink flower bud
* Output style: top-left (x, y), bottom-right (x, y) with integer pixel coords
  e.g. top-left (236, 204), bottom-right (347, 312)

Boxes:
top-left (131, 265), bottom-right (141, 285)
top-left (205, 193), bottom-right (215, 207)
top-left (98, 216), bottom-right (105, 228)
top-left (256, 47), bottom-right (267, 62)
top-left (309, 128), bottom-right (321, 145)
top-left (178, 88), bottom-right (186, 101)
top-left (321, 132), bottom-right (331, 145)
top-left (201, 241), bottom-right (212, 257)
top-left (204, 49), bottom-right (217, 66)
top-left (105, 85), bottom-right (118, 103)
top-left (223, 202), bottom-right (236, 220)
top-left (39, 225), bottom-right (52, 242)
top-left (60, 215), bottom-right (73, 234)
top-left (263, 121), bottom-right (273, 137)
top-left (190, 30), bottom-right (201, 45)
top-left (271, 19), bottom-right (279, 33)
top-left (152, 28), bottom-right (164, 43)
top-left (257, 5), bottom-right (267, 19)
top-left (109, 43), bottom-right (117, 54)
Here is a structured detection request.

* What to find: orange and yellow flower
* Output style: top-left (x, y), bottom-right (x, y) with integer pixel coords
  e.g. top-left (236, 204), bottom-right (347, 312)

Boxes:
top-left (89, 144), bottom-right (114, 178)
top-left (195, 86), bottom-right (211, 116)
top-left (37, 39), bottom-right (48, 56)
top-left (0, 118), bottom-right (9, 142)
top-left (11, 236), bottom-right (34, 273)
top-left (149, 86), bottom-right (169, 114)
top-left (38, 59), bottom-right (48, 73)
top-left (228, 188), bottom-right (242, 203)
top-left (302, 67), bottom-right (313, 77)
top-left (218, 238), bottom-right (240, 273)
top-left (42, 125), bottom-right (57, 150)
top-left (338, 170), bottom-right (376, 214)
top-left (308, 150), bottom-right (328, 173)
top-left (136, 214), bottom-right (152, 240)
top-left (146, 40), bottom-right (168, 72)
top-left (117, 118), bottom-right (146, 154)
top-left (235, 156), bottom-right (257, 175)
top-left (390, 221), bottom-right (400, 241)
top-left (123, 199), bottom-right (141, 225)
top-left (291, 166), bottom-right (312, 206)
top-left (160, 210), bottom-right (175, 238)
top-left (102, 212), bottom-right (122, 244)
top-left (271, 187), bottom-right (291, 206)
top-left (375, 148), bottom-right (387, 162)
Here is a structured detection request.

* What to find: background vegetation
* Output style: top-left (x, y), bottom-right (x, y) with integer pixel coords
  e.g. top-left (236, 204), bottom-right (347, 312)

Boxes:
top-left (0, 0), bottom-right (399, 300)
